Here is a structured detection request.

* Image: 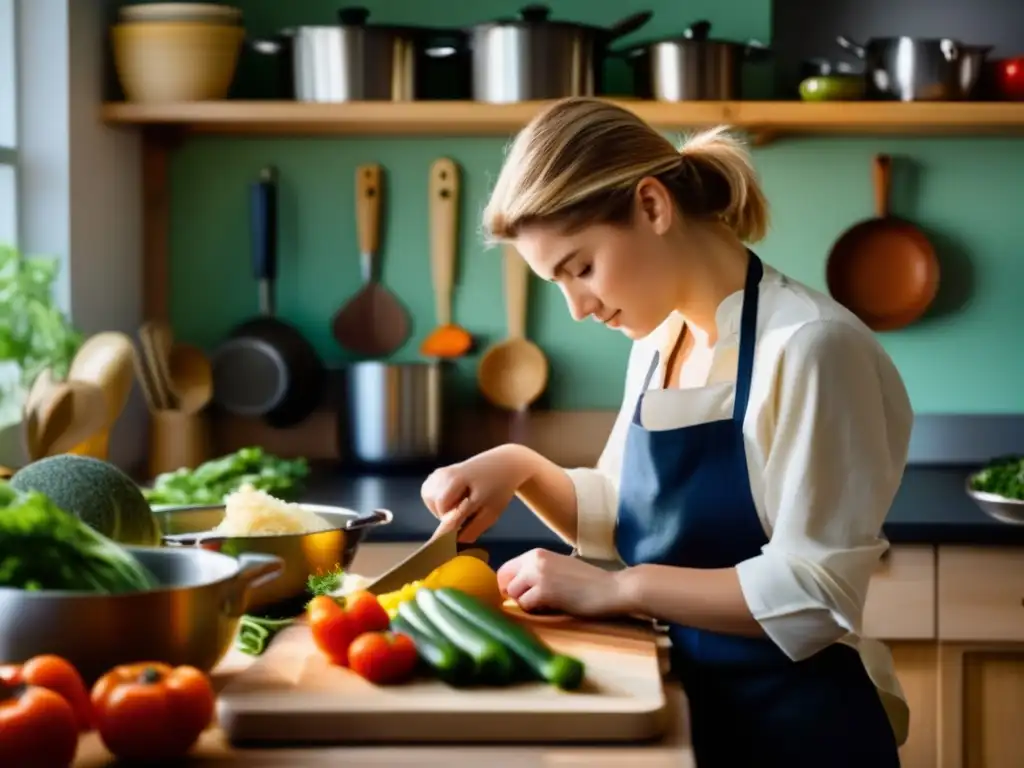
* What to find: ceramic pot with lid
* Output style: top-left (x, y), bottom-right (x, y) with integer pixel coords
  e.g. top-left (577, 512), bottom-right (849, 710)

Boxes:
top-left (467, 4), bottom-right (653, 103)
top-left (619, 20), bottom-right (771, 101)
top-left (251, 6), bottom-right (470, 102)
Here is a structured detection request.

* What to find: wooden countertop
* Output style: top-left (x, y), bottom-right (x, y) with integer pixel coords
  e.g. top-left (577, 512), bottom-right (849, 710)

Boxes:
top-left (74, 644), bottom-right (694, 767)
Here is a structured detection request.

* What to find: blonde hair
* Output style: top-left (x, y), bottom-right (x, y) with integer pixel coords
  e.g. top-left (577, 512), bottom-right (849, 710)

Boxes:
top-left (483, 98), bottom-right (769, 244)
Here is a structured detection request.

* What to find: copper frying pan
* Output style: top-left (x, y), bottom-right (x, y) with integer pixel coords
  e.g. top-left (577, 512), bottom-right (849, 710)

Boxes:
top-left (826, 154), bottom-right (940, 331)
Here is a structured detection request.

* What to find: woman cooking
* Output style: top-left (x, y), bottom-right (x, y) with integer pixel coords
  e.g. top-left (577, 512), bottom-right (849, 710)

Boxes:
top-left (421, 97), bottom-right (911, 766)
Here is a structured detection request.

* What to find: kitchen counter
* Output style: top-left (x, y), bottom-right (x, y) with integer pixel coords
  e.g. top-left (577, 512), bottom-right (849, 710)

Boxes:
top-left (296, 463), bottom-right (1024, 562)
top-left (74, 644), bottom-right (695, 767)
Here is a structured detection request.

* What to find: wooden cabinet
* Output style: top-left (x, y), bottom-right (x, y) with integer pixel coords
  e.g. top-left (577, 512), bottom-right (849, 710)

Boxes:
top-left (936, 546), bottom-right (1024, 768)
top-left (864, 544), bottom-right (937, 640)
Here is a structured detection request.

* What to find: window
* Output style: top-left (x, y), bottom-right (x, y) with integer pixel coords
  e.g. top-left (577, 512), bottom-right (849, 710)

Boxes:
top-left (0, 0), bottom-right (17, 247)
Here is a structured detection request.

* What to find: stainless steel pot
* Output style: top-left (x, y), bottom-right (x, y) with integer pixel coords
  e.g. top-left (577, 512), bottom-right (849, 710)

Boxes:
top-left (836, 35), bottom-right (990, 101)
top-left (342, 361), bottom-right (442, 465)
top-left (468, 5), bottom-right (652, 103)
top-left (620, 20), bottom-right (771, 101)
top-left (156, 503), bottom-right (393, 611)
top-left (251, 6), bottom-right (469, 102)
top-left (0, 547), bottom-right (283, 684)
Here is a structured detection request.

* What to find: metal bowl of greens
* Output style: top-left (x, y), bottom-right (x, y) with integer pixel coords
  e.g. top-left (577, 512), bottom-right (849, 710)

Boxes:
top-left (0, 482), bottom-right (284, 683)
top-left (966, 456), bottom-right (1024, 525)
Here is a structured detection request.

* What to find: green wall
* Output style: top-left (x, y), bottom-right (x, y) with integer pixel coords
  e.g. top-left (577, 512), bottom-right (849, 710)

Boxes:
top-left (134, 0), bottom-right (1023, 413)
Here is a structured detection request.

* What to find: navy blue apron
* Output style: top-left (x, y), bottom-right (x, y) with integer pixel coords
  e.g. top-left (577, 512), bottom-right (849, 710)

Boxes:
top-left (614, 253), bottom-right (899, 767)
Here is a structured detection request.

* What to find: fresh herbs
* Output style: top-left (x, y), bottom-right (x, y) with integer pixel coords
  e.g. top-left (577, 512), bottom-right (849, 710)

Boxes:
top-left (142, 446), bottom-right (310, 506)
top-left (306, 563), bottom-right (345, 599)
top-left (0, 244), bottom-right (83, 416)
top-left (0, 480), bottom-right (157, 593)
top-left (970, 456), bottom-right (1024, 500)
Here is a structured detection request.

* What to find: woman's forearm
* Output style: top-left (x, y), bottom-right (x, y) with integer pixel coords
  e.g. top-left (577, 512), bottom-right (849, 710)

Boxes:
top-left (504, 443), bottom-right (579, 544)
top-left (617, 564), bottom-right (765, 637)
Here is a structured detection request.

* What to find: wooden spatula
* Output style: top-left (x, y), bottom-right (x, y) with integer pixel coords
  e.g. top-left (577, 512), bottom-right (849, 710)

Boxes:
top-left (420, 157), bottom-right (472, 358)
top-left (331, 163), bottom-right (411, 358)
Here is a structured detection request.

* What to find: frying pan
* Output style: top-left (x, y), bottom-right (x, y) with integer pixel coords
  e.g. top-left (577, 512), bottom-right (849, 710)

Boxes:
top-left (211, 166), bottom-right (326, 428)
top-left (825, 154), bottom-right (940, 332)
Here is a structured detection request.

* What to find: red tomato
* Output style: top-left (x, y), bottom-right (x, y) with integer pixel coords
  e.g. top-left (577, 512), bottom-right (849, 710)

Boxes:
top-left (90, 662), bottom-right (215, 762)
top-left (306, 592), bottom-right (390, 667)
top-left (0, 680), bottom-right (79, 768)
top-left (348, 632), bottom-right (419, 685)
top-left (0, 655), bottom-right (93, 731)
top-left (996, 57), bottom-right (1024, 100)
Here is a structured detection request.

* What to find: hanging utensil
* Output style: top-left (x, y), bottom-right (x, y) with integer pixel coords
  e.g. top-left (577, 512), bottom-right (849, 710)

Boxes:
top-left (331, 163), bottom-right (411, 358)
top-left (211, 166), bottom-right (326, 428)
top-left (825, 154), bottom-right (940, 331)
top-left (167, 343), bottom-right (213, 415)
top-left (420, 157), bottom-right (472, 358)
top-left (477, 244), bottom-right (549, 412)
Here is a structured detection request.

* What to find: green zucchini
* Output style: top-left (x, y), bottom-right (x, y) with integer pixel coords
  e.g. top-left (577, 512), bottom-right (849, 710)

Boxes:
top-left (397, 598), bottom-right (447, 644)
top-left (414, 588), bottom-right (515, 685)
top-left (390, 614), bottom-right (474, 687)
top-left (434, 587), bottom-right (586, 691)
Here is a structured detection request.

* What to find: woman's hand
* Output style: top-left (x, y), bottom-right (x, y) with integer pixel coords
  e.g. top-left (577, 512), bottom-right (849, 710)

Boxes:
top-left (497, 549), bottom-right (632, 618)
top-left (421, 446), bottom-right (532, 542)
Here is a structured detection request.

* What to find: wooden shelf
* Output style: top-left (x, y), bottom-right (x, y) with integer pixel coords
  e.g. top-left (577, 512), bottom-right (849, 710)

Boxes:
top-left (101, 99), bottom-right (1024, 141)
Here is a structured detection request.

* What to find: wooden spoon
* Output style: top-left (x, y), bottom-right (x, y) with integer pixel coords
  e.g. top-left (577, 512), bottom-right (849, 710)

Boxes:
top-left (477, 245), bottom-right (549, 411)
top-left (167, 342), bottom-right (213, 414)
top-left (32, 383), bottom-right (74, 459)
top-left (67, 331), bottom-right (136, 459)
top-left (45, 381), bottom-right (109, 456)
top-left (138, 321), bottom-right (173, 409)
top-left (420, 158), bottom-right (472, 358)
top-left (331, 163), bottom-right (411, 358)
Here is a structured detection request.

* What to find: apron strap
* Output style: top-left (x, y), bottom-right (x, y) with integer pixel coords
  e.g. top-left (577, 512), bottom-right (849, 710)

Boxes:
top-left (732, 252), bottom-right (764, 424)
top-left (632, 352), bottom-right (661, 423)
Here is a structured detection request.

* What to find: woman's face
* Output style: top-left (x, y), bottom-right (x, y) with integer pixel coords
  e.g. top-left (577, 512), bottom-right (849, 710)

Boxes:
top-left (514, 180), bottom-right (682, 340)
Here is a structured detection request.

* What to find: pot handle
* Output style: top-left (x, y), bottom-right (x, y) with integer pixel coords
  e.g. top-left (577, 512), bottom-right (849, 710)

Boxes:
top-left (684, 20), bottom-right (712, 41)
top-left (223, 552), bottom-right (285, 617)
top-left (249, 27), bottom-right (296, 56)
top-left (518, 5), bottom-right (551, 23)
top-left (836, 35), bottom-right (866, 58)
top-left (345, 508), bottom-right (394, 531)
top-left (744, 39), bottom-right (773, 61)
top-left (605, 10), bottom-right (653, 43)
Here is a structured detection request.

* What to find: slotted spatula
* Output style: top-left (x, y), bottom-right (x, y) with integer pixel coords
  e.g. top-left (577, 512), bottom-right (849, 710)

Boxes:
top-left (331, 163), bottom-right (411, 358)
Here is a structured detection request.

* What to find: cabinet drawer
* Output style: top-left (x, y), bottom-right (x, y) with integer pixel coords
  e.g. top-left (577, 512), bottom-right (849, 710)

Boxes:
top-left (349, 543), bottom-right (420, 579)
top-left (863, 545), bottom-right (936, 639)
top-left (938, 546), bottom-right (1024, 641)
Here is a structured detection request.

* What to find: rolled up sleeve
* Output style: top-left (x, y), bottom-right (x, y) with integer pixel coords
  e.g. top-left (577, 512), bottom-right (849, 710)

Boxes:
top-left (735, 319), bottom-right (913, 661)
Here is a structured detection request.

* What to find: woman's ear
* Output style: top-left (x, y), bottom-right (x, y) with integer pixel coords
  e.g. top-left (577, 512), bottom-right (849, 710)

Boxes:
top-left (634, 177), bottom-right (675, 236)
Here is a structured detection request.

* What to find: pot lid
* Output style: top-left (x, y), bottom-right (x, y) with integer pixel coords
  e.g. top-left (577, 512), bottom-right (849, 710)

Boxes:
top-left (624, 19), bottom-right (748, 48)
top-left (478, 4), bottom-right (651, 40)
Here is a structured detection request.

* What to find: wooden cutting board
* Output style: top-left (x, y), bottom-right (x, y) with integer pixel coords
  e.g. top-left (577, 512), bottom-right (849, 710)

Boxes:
top-left (217, 610), bottom-right (669, 745)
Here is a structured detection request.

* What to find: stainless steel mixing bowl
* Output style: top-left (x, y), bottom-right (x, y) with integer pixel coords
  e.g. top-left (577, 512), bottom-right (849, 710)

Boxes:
top-left (965, 478), bottom-right (1024, 525)
top-left (154, 503), bottom-right (393, 612)
top-left (0, 546), bottom-right (283, 684)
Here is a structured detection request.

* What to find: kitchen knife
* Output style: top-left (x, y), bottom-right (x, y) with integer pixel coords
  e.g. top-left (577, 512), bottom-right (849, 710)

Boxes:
top-left (363, 530), bottom-right (489, 595)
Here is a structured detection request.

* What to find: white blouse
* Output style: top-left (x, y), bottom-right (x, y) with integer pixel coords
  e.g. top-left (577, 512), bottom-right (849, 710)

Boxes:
top-left (564, 264), bottom-right (913, 744)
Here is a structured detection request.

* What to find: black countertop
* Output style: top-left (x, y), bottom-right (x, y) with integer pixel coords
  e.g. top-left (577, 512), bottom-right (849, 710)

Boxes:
top-left (298, 463), bottom-right (1023, 565)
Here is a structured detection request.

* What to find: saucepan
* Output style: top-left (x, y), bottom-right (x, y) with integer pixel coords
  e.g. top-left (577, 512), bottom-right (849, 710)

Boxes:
top-left (461, 5), bottom-right (653, 103)
top-left (155, 503), bottom-right (393, 611)
top-left (0, 547), bottom-right (284, 684)
top-left (617, 19), bottom-right (772, 101)
top-left (836, 35), bottom-right (991, 100)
